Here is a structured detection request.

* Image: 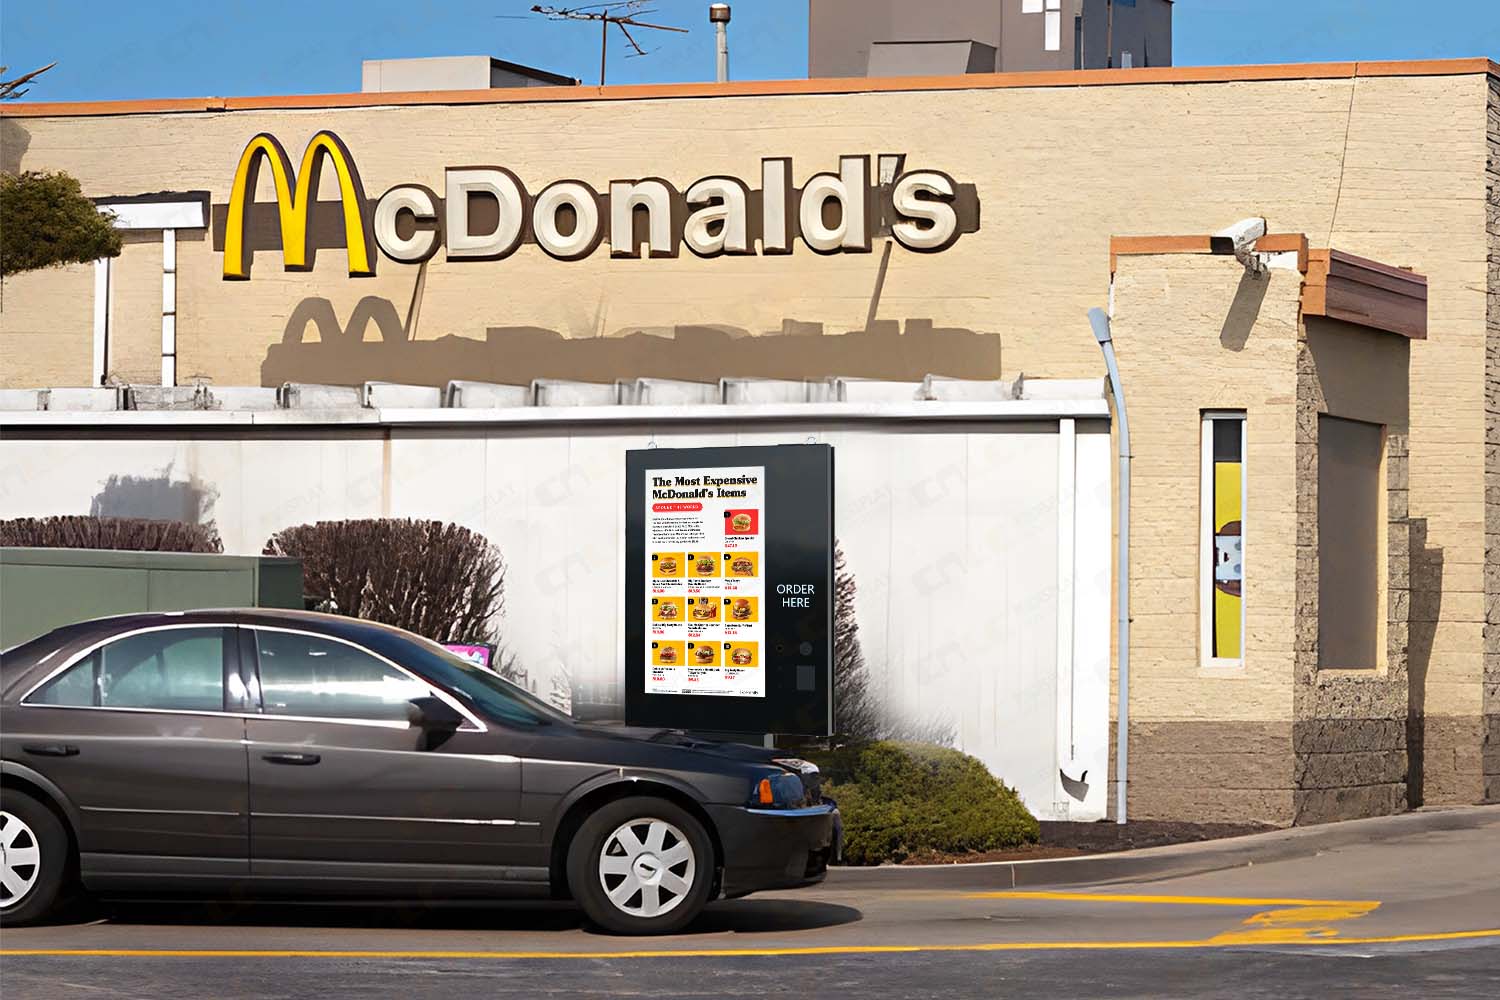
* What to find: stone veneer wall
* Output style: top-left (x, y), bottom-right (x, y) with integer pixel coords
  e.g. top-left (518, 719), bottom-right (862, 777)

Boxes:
top-left (1293, 321), bottom-right (1413, 823)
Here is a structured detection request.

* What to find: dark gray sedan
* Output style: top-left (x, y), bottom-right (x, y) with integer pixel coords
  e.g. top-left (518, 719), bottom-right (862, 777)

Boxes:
top-left (0, 610), bottom-right (837, 934)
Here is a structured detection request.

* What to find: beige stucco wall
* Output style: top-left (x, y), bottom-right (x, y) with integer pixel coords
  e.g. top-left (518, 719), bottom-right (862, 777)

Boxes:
top-left (1, 67), bottom-right (1493, 813)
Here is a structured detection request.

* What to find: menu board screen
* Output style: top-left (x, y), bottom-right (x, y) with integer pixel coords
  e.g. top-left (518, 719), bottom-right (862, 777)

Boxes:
top-left (645, 466), bottom-right (766, 698)
top-left (625, 444), bottom-right (832, 736)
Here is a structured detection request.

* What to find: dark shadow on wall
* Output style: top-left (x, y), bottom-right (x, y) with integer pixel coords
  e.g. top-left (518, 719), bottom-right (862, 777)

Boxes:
top-left (91, 470), bottom-right (220, 529)
top-left (1405, 517), bottom-right (1443, 809)
top-left (263, 302), bottom-right (1006, 387)
top-left (1219, 271), bottom-right (1270, 352)
top-left (0, 119), bottom-right (31, 174)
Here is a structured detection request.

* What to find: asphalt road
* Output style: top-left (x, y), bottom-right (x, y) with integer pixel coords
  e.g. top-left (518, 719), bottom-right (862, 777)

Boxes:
top-left (4, 807), bottom-right (1498, 999)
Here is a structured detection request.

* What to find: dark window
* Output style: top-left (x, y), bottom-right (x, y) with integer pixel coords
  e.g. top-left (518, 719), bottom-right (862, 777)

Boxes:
top-left (361, 633), bottom-right (566, 728)
top-left (31, 627), bottom-right (227, 712)
top-left (1318, 416), bottom-right (1384, 668)
top-left (254, 629), bottom-right (431, 721)
top-left (30, 654), bottom-right (98, 706)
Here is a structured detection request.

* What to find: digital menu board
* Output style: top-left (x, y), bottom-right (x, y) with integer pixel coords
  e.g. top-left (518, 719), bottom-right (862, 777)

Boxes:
top-left (625, 445), bottom-right (833, 735)
top-left (645, 465), bottom-right (766, 698)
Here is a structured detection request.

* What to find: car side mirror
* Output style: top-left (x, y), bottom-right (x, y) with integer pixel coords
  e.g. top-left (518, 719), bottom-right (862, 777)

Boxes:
top-left (407, 696), bottom-right (464, 750)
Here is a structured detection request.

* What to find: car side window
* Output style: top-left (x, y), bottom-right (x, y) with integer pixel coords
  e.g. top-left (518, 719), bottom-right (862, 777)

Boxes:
top-left (29, 653), bottom-right (98, 706)
top-left (29, 628), bottom-right (227, 712)
top-left (253, 630), bottom-right (431, 722)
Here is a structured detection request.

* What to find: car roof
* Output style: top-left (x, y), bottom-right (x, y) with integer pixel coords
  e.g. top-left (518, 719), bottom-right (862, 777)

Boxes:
top-left (1, 609), bottom-right (422, 701)
top-left (5, 608), bottom-right (414, 663)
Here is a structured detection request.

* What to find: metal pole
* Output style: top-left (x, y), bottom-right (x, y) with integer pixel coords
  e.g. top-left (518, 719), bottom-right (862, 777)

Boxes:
top-left (1089, 307), bottom-right (1130, 825)
top-left (600, 14), bottom-right (608, 86)
top-left (710, 4), bottom-right (731, 83)
top-left (1105, 0), bottom-right (1115, 69)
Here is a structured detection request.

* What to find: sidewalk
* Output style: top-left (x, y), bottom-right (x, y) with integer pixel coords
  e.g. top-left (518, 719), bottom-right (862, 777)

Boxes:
top-left (826, 805), bottom-right (1500, 891)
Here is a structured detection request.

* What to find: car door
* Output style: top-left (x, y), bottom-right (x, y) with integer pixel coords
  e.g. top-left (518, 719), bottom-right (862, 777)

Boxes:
top-left (242, 625), bottom-right (525, 878)
top-left (13, 624), bottom-right (250, 879)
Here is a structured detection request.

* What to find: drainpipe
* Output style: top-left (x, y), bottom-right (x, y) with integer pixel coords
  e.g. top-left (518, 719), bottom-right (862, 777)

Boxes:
top-left (1089, 307), bottom-right (1130, 825)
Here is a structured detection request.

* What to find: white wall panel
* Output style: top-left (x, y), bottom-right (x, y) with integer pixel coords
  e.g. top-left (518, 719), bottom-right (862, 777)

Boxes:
top-left (0, 415), bottom-right (1112, 819)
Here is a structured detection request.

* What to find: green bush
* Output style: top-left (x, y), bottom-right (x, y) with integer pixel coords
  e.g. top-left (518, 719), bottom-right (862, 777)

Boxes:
top-left (810, 741), bottom-right (1039, 865)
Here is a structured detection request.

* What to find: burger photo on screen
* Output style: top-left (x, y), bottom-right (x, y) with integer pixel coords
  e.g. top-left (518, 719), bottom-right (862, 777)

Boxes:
top-left (658, 646), bottom-right (677, 664)
top-left (694, 555), bottom-right (716, 575)
top-left (730, 513), bottom-right (753, 533)
top-left (658, 556), bottom-right (678, 574)
top-left (731, 647), bottom-right (753, 666)
top-left (731, 598), bottom-right (752, 620)
top-left (690, 602), bottom-right (716, 620)
top-left (694, 646), bottom-right (715, 664)
top-left (730, 556), bottom-right (754, 575)
top-left (658, 602), bottom-right (679, 620)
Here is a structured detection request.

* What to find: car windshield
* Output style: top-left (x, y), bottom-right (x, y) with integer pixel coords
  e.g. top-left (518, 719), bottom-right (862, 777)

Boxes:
top-left (366, 631), bottom-right (573, 728)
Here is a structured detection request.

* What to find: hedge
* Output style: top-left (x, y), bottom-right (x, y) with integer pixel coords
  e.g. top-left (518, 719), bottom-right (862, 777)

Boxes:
top-left (0, 515), bottom-right (222, 553)
top-left (809, 741), bottom-right (1039, 865)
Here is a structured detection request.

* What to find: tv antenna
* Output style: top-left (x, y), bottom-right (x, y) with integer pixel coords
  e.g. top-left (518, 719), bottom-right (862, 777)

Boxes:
top-left (528, 3), bottom-right (687, 86)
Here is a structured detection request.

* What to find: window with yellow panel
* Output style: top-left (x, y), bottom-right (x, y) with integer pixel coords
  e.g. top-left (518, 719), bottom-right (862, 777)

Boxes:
top-left (1201, 412), bottom-right (1245, 667)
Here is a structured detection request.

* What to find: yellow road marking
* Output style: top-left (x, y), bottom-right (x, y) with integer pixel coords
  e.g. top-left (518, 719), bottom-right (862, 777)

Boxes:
top-left (963, 890), bottom-right (1385, 944)
top-left (2, 928), bottom-right (1498, 960)
top-left (963, 892), bottom-right (1375, 908)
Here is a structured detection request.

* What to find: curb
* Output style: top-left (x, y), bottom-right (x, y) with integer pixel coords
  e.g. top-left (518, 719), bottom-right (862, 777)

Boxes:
top-left (824, 804), bottom-right (1500, 891)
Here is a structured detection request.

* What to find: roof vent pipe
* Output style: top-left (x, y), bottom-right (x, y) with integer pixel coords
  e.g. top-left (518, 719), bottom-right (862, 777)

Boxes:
top-left (709, 4), bottom-right (731, 83)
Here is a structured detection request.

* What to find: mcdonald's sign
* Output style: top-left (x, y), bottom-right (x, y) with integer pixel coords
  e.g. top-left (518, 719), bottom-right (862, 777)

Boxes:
top-left (222, 130), bottom-right (374, 280)
top-left (221, 130), bottom-right (980, 280)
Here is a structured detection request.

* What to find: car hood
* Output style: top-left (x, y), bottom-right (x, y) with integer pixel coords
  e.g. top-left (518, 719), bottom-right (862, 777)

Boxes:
top-left (573, 723), bottom-right (782, 764)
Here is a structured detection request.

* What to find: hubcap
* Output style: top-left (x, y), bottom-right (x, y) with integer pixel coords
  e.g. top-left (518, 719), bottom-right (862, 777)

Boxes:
top-left (598, 817), bottom-right (695, 919)
top-left (0, 811), bottom-right (41, 909)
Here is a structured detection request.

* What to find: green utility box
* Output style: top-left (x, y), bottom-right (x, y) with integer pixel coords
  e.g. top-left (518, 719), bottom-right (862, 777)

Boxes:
top-left (0, 548), bottom-right (304, 649)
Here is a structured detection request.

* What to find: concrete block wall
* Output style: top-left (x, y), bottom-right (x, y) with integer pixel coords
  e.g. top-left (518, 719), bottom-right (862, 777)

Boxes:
top-left (1111, 257), bottom-right (1415, 825)
top-left (1109, 255), bottom-right (1305, 825)
top-left (1486, 75), bottom-right (1500, 804)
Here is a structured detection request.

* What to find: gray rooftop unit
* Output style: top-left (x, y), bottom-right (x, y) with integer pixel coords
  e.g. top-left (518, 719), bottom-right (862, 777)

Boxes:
top-left (361, 56), bottom-right (577, 92)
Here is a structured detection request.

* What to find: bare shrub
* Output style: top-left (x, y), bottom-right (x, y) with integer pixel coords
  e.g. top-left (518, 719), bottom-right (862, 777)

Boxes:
top-left (264, 519), bottom-right (505, 644)
top-left (0, 515), bottom-right (222, 553)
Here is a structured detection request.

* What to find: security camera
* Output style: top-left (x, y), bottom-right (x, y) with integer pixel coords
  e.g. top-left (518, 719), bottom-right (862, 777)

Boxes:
top-left (1212, 217), bottom-right (1268, 276)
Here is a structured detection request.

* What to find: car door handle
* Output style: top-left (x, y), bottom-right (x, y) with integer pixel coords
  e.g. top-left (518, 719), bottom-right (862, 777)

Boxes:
top-left (22, 743), bottom-right (79, 757)
top-left (261, 752), bottom-right (321, 766)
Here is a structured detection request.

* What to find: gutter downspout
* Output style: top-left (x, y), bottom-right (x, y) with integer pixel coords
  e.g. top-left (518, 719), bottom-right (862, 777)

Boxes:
top-left (1089, 307), bottom-right (1130, 825)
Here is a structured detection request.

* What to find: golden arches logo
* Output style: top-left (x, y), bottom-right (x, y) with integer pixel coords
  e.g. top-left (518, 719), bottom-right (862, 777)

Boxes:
top-left (222, 131), bottom-right (374, 280)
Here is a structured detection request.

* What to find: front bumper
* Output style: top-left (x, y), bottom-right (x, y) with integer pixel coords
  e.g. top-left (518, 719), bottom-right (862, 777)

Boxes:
top-left (707, 801), bottom-right (841, 899)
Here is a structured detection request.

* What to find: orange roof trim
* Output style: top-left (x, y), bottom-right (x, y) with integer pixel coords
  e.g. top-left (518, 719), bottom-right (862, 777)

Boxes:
top-left (2, 57), bottom-right (1495, 119)
top-left (1109, 233), bottom-right (1308, 275)
top-left (1110, 234), bottom-right (1426, 341)
top-left (1303, 249), bottom-right (1427, 340)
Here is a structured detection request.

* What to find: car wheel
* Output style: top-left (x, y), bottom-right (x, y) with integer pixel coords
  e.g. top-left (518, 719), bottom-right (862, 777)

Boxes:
top-left (566, 796), bottom-right (714, 936)
top-left (0, 790), bottom-right (72, 926)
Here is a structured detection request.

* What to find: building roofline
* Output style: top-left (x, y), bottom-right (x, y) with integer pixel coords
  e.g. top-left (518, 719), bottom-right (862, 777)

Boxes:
top-left (2, 57), bottom-right (1495, 119)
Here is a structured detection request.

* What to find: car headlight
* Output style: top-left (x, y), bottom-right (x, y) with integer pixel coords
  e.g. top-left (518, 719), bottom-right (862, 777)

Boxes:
top-left (750, 771), bottom-right (807, 808)
top-left (772, 757), bottom-right (820, 776)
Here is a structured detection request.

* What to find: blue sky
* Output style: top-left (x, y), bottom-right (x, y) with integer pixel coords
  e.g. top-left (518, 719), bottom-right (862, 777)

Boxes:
top-left (2, 1), bottom-right (1498, 103)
